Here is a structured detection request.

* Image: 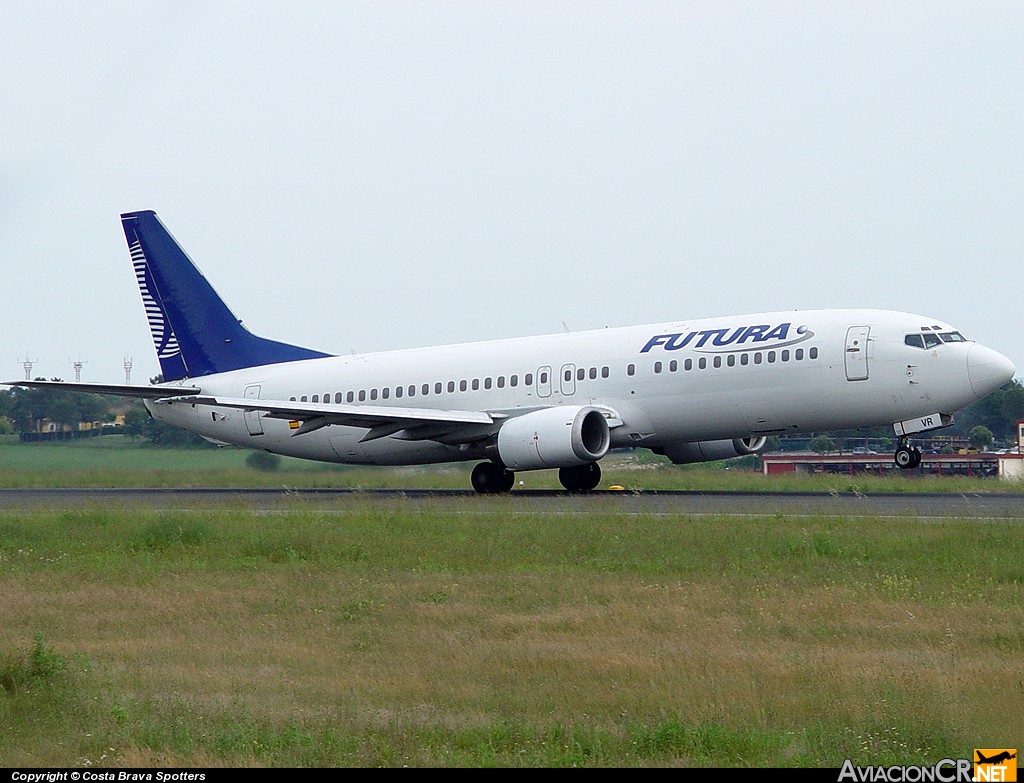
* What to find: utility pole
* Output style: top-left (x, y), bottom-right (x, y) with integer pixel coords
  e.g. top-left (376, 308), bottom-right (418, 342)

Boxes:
top-left (70, 359), bottom-right (86, 382)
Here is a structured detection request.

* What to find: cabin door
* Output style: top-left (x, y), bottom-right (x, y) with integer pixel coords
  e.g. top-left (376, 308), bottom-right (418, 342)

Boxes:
top-left (845, 326), bottom-right (870, 381)
top-left (243, 384), bottom-right (264, 435)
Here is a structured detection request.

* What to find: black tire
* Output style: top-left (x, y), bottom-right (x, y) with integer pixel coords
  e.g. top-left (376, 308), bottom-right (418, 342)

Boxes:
top-left (894, 446), bottom-right (914, 470)
top-left (471, 462), bottom-right (514, 494)
top-left (498, 468), bottom-right (515, 492)
top-left (909, 447), bottom-right (922, 469)
top-left (558, 462), bottom-right (601, 492)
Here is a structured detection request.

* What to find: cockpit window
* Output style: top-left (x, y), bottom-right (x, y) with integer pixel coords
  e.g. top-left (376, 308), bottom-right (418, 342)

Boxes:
top-left (905, 330), bottom-right (967, 349)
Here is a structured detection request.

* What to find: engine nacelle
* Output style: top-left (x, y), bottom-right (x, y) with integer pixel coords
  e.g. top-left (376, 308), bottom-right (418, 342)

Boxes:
top-left (655, 436), bottom-right (768, 465)
top-left (496, 406), bottom-right (611, 470)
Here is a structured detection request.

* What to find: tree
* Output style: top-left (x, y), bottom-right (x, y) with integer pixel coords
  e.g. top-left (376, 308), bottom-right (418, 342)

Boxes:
top-left (811, 435), bottom-right (836, 454)
top-left (951, 380), bottom-right (1024, 442)
top-left (968, 425), bottom-right (994, 451)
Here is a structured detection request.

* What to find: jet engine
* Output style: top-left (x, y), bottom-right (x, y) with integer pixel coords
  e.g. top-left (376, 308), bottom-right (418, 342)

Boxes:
top-left (496, 406), bottom-right (611, 470)
top-left (653, 436), bottom-right (768, 465)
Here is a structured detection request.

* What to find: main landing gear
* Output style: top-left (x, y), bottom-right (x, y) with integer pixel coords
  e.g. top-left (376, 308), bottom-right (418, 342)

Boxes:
top-left (558, 462), bottom-right (602, 492)
top-left (894, 439), bottom-right (922, 470)
top-left (471, 461), bottom-right (515, 494)
top-left (470, 461), bottom-right (603, 493)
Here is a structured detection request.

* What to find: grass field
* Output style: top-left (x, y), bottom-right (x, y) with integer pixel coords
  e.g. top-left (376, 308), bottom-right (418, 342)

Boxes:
top-left (1, 437), bottom-right (1022, 493)
top-left (1, 495), bottom-right (1021, 767)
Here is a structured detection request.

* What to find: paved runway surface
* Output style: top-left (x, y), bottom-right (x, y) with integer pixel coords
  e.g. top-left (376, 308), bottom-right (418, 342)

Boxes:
top-left (2, 487), bottom-right (1024, 518)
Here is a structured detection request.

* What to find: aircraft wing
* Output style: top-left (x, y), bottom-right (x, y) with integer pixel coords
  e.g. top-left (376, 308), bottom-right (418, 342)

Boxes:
top-left (163, 394), bottom-right (502, 443)
top-left (2, 379), bottom-right (202, 399)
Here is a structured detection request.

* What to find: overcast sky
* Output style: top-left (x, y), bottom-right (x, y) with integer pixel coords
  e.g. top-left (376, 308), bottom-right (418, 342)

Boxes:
top-left (2, 1), bottom-right (1022, 383)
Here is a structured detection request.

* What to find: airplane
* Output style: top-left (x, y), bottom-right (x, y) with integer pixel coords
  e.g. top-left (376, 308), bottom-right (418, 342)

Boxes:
top-left (5, 210), bottom-right (1016, 492)
top-left (976, 751), bottom-right (1016, 765)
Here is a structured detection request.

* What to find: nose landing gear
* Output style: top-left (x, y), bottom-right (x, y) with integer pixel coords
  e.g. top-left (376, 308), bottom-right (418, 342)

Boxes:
top-left (894, 440), bottom-right (922, 470)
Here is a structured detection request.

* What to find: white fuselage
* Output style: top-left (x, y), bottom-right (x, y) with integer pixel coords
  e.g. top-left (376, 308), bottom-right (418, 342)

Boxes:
top-left (146, 308), bottom-right (1011, 466)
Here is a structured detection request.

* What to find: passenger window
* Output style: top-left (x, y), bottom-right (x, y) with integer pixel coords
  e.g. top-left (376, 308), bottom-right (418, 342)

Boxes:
top-left (767, 351), bottom-right (776, 363)
top-left (713, 356), bottom-right (722, 368)
top-left (539, 372), bottom-right (548, 384)
top-left (312, 394), bottom-right (319, 403)
top-left (781, 350), bottom-right (789, 362)
top-left (669, 360), bottom-right (677, 372)
top-left (511, 375), bottom-right (518, 387)
top-left (525, 373), bottom-right (533, 385)
top-left (754, 353), bottom-right (763, 365)
top-left (498, 377), bottom-right (505, 388)
top-left (727, 355), bottom-right (735, 367)
top-left (334, 392), bottom-right (342, 403)
top-left (370, 389), bottom-right (378, 401)
top-left (627, 364), bottom-right (636, 376)
top-left (589, 367), bottom-right (597, 379)
top-left (601, 366), bottom-right (609, 378)
top-left (699, 357), bottom-right (707, 370)
top-left (459, 380), bottom-right (467, 392)
top-left (395, 386), bottom-right (403, 398)
top-left (741, 353), bottom-right (749, 366)
top-left (359, 390), bottom-right (366, 401)
top-left (654, 361), bottom-right (663, 374)
top-left (290, 397), bottom-right (296, 402)
top-left (565, 369), bottom-right (572, 382)
top-left (484, 377), bottom-right (492, 389)
top-left (382, 388), bottom-right (389, 400)
top-left (447, 381), bottom-right (456, 393)
top-left (809, 347), bottom-right (818, 359)
top-left (795, 349), bottom-right (803, 361)
top-left (408, 385), bottom-right (416, 397)
top-left (684, 359), bottom-right (692, 371)
top-left (472, 379), bottom-right (480, 390)
top-left (577, 368), bottom-right (585, 381)
top-left (347, 391), bottom-right (354, 403)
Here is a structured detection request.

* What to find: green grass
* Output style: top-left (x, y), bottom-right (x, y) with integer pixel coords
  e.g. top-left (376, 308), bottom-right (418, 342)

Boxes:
top-left (1, 438), bottom-right (1022, 493)
top-left (1, 499), bottom-right (1021, 766)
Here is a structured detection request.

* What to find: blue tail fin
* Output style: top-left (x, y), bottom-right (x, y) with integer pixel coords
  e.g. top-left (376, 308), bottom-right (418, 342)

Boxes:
top-left (122, 210), bottom-right (330, 380)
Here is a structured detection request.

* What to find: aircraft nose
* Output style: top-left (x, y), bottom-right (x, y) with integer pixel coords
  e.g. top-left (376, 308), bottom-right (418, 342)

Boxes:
top-left (967, 344), bottom-right (1015, 399)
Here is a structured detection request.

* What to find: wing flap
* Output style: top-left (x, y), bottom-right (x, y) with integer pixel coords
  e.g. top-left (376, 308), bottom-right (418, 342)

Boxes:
top-left (164, 395), bottom-right (497, 441)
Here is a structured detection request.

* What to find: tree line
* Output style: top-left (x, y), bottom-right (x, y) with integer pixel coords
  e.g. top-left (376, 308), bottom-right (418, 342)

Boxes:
top-left (0, 380), bottom-right (207, 446)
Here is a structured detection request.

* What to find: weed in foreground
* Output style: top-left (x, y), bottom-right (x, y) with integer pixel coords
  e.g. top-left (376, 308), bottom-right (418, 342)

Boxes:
top-left (0, 634), bottom-right (65, 695)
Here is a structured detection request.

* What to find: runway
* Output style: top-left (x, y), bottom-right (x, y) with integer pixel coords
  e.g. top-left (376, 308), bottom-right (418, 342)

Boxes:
top-left (2, 487), bottom-right (1024, 519)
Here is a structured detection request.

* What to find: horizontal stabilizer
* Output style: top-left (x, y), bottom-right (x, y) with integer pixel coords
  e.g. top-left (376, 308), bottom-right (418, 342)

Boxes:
top-left (2, 379), bottom-right (201, 399)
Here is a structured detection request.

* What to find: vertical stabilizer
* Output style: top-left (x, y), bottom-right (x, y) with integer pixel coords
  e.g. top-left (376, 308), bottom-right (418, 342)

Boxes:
top-left (122, 211), bottom-right (330, 380)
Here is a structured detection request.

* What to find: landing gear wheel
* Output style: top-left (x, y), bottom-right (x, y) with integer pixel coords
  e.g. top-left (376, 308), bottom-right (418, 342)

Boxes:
top-left (894, 445), bottom-right (915, 470)
top-left (909, 447), bottom-right (922, 469)
top-left (558, 462), bottom-right (602, 492)
top-left (471, 462), bottom-right (515, 494)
